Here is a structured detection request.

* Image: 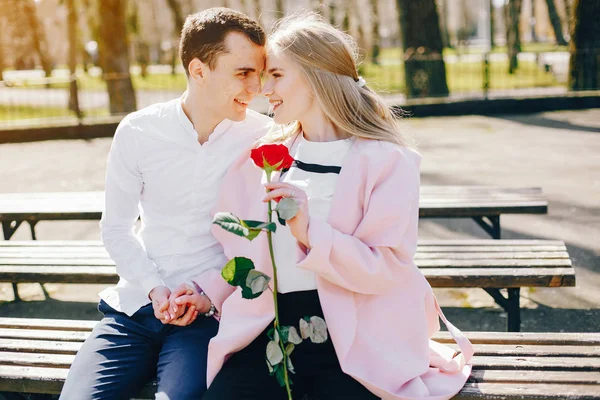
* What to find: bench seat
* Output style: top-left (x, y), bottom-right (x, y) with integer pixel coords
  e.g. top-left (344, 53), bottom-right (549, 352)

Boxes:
top-left (0, 318), bottom-right (598, 399)
top-left (0, 239), bottom-right (574, 288)
top-left (0, 240), bottom-right (575, 332)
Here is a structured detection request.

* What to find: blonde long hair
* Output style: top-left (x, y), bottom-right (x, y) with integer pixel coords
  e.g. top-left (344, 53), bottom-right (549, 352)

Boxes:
top-left (263, 13), bottom-right (410, 147)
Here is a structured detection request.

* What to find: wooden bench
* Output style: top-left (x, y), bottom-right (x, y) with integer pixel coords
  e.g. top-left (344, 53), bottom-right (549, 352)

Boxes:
top-left (0, 187), bottom-right (548, 240)
top-left (0, 240), bottom-right (575, 332)
top-left (0, 318), bottom-right (598, 399)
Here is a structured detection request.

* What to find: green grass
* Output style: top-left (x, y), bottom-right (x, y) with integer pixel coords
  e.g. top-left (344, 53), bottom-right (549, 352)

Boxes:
top-left (379, 43), bottom-right (568, 60)
top-left (1, 50), bottom-right (563, 122)
top-left (362, 59), bottom-right (561, 94)
top-left (0, 105), bottom-right (108, 122)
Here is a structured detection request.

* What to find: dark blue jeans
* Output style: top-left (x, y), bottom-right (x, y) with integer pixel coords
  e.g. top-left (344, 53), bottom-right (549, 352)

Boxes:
top-left (59, 300), bottom-right (218, 400)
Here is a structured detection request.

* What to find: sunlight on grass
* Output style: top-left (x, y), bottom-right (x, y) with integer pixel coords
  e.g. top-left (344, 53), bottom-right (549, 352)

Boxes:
top-left (0, 105), bottom-right (108, 122)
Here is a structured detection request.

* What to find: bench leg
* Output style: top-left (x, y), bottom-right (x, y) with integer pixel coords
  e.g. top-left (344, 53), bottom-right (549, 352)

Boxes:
top-left (2, 221), bottom-right (25, 301)
top-left (472, 216), bottom-right (501, 239)
top-left (483, 288), bottom-right (521, 332)
top-left (28, 220), bottom-right (39, 241)
top-left (2, 220), bottom-right (23, 240)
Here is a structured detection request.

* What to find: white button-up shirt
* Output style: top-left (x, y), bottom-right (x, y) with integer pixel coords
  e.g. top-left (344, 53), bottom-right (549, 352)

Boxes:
top-left (99, 97), bottom-right (272, 316)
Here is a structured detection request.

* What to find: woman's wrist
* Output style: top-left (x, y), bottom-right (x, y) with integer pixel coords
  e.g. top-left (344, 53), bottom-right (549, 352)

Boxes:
top-left (189, 280), bottom-right (217, 317)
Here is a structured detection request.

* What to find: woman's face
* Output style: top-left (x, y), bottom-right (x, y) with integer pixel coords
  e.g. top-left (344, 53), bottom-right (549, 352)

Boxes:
top-left (262, 50), bottom-right (315, 125)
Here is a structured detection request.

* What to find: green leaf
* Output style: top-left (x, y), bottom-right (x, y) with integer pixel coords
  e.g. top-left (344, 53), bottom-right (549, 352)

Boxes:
top-left (221, 257), bottom-right (255, 286)
top-left (285, 343), bottom-right (295, 356)
top-left (299, 318), bottom-right (313, 340)
top-left (243, 220), bottom-right (277, 233)
top-left (242, 220), bottom-right (277, 241)
top-left (287, 354), bottom-right (295, 374)
top-left (213, 212), bottom-right (249, 238)
top-left (267, 328), bottom-right (275, 341)
top-left (309, 316), bottom-right (328, 344)
top-left (274, 363), bottom-right (292, 387)
top-left (287, 327), bottom-right (303, 345)
top-left (266, 340), bottom-right (283, 367)
top-left (213, 213), bottom-right (275, 241)
top-left (274, 198), bottom-right (299, 220)
top-left (279, 326), bottom-right (302, 345)
top-left (279, 326), bottom-right (290, 343)
top-left (245, 270), bottom-right (271, 296)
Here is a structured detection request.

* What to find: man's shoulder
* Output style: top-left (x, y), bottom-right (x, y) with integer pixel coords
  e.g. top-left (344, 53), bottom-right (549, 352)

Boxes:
top-left (121, 99), bottom-right (179, 127)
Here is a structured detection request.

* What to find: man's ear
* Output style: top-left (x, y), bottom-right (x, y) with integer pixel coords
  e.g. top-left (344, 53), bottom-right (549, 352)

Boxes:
top-left (188, 58), bottom-right (208, 84)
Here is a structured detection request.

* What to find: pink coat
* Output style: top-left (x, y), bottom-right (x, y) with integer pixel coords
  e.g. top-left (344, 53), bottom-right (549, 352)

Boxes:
top-left (207, 135), bottom-right (473, 399)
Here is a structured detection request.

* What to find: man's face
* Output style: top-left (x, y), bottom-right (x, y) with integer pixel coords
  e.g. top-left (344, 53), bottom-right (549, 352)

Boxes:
top-left (200, 32), bottom-right (266, 122)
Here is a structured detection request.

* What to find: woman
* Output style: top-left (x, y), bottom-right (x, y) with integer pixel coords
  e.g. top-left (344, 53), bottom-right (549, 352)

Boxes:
top-left (203, 13), bottom-right (473, 400)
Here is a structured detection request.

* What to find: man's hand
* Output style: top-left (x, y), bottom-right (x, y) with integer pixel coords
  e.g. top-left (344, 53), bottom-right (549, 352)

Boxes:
top-left (165, 283), bottom-right (211, 327)
top-left (149, 285), bottom-right (182, 324)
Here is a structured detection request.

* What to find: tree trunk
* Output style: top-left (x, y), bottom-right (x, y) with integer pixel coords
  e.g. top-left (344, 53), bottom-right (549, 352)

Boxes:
top-left (0, 38), bottom-right (5, 82)
top-left (165, 0), bottom-right (184, 75)
top-left (275, 0), bottom-right (284, 16)
top-left (397, 0), bottom-right (449, 98)
top-left (439, 0), bottom-right (452, 49)
top-left (531, 0), bottom-right (538, 42)
top-left (564, 0), bottom-right (573, 33)
top-left (490, 0), bottom-right (495, 48)
top-left (98, 0), bottom-right (137, 114)
top-left (22, 0), bottom-right (53, 77)
top-left (66, 0), bottom-right (81, 118)
top-left (370, 0), bottom-right (381, 64)
top-left (505, 0), bottom-right (523, 74)
top-left (568, 0), bottom-right (600, 90)
top-left (544, 0), bottom-right (568, 45)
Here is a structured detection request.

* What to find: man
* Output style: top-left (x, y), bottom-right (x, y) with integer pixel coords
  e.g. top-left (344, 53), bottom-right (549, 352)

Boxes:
top-left (60, 8), bottom-right (271, 399)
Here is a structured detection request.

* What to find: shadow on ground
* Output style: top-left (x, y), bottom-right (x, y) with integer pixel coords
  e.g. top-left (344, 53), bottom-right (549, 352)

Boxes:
top-left (0, 298), bottom-right (101, 321)
top-left (442, 304), bottom-right (600, 333)
top-left (492, 114), bottom-right (600, 134)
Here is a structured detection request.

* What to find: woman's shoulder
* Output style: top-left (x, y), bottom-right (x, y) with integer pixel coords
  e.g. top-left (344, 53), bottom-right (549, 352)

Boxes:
top-left (355, 138), bottom-right (421, 171)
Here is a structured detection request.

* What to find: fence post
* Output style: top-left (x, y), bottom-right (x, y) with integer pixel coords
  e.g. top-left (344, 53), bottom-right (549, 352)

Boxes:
top-left (483, 52), bottom-right (490, 99)
top-left (68, 74), bottom-right (82, 122)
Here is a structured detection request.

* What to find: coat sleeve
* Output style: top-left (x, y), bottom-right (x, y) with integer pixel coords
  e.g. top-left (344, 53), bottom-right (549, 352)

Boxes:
top-left (296, 147), bottom-right (421, 295)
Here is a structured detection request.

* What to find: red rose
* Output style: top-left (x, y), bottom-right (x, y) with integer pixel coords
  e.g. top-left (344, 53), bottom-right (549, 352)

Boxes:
top-left (250, 144), bottom-right (294, 172)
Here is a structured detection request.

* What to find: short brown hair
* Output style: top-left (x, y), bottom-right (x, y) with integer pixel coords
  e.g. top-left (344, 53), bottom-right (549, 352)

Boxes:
top-left (179, 8), bottom-right (265, 74)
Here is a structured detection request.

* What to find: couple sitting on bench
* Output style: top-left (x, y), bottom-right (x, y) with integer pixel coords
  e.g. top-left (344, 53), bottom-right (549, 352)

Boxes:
top-left (59, 8), bottom-right (473, 400)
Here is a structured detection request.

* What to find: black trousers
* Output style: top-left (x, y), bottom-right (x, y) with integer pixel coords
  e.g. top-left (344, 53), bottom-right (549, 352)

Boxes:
top-left (204, 290), bottom-right (378, 400)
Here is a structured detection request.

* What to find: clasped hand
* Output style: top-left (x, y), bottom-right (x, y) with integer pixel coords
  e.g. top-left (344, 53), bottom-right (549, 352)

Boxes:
top-left (149, 284), bottom-right (210, 326)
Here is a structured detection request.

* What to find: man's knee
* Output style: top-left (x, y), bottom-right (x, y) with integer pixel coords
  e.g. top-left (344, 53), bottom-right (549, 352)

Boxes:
top-left (155, 378), bottom-right (207, 400)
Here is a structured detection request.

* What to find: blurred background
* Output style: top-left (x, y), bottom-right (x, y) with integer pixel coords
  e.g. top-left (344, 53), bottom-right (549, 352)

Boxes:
top-left (0, 0), bottom-right (597, 126)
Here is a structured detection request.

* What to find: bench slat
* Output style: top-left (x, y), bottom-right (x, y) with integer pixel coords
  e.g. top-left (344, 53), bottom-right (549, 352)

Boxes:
top-left (0, 266), bottom-right (576, 287)
top-left (458, 382), bottom-right (600, 399)
top-left (469, 369), bottom-right (600, 384)
top-left (0, 239), bottom-right (567, 247)
top-left (0, 365), bottom-right (156, 397)
top-left (0, 251), bottom-right (572, 261)
top-left (0, 340), bottom-right (81, 355)
top-left (0, 318), bottom-right (97, 332)
top-left (0, 352), bottom-right (74, 368)
top-left (471, 356), bottom-right (600, 370)
top-left (0, 329), bottom-right (90, 342)
top-left (1, 328), bottom-right (599, 358)
top-left (0, 253), bottom-right (571, 268)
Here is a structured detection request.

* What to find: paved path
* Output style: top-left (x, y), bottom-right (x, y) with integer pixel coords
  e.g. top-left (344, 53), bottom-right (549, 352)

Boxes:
top-left (0, 109), bottom-right (598, 332)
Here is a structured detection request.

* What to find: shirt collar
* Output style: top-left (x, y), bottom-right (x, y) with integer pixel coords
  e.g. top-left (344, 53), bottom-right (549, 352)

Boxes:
top-left (176, 93), bottom-right (234, 145)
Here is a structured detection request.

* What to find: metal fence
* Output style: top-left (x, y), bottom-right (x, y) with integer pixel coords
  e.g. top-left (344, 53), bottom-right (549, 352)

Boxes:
top-left (0, 49), bottom-right (596, 127)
